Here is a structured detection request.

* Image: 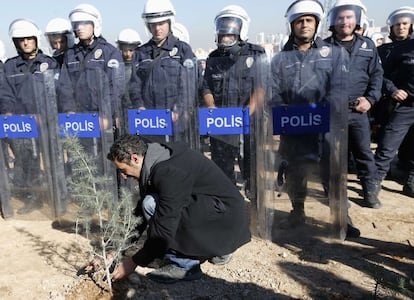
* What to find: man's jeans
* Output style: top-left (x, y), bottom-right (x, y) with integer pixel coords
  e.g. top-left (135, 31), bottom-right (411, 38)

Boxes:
top-left (142, 194), bottom-right (200, 270)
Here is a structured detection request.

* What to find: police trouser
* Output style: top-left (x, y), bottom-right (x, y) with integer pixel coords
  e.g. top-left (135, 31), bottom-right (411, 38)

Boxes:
top-left (210, 137), bottom-right (239, 185)
top-left (285, 159), bottom-right (328, 211)
top-left (348, 111), bottom-right (377, 181)
top-left (397, 125), bottom-right (414, 168)
top-left (9, 138), bottom-right (41, 188)
top-left (375, 105), bottom-right (414, 179)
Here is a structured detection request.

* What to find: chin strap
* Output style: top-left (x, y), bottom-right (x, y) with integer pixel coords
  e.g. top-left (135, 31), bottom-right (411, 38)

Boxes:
top-left (218, 42), bottom-right (242, 61)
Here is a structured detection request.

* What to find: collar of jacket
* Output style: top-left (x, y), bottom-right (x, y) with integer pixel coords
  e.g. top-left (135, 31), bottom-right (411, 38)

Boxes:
top-left (16, 49), bottom-right (44, 67)
top-left (140, 143), bottom-right (171, 188)
top-left (150, 33), bottom-right (179, 52)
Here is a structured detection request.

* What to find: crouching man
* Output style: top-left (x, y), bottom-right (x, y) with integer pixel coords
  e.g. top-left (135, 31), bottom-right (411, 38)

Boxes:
top-left (107, 134), bottom-right (251, 283)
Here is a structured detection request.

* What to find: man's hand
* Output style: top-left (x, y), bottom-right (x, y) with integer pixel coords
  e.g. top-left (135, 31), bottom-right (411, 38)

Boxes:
top-left (354, 96), bottom-right (372, 113)
top-left (111, 256), bottom-right (137, 281)
top-left (391, 89), bottom-right (408, 102)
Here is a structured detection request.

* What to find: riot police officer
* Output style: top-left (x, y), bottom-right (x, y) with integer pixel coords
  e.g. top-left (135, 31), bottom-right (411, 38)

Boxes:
top-left (201, 5), bottom-right (266, 197)
top-left (0, 19), bottom-right (59, 214)
top-left (128, 0), bottom-right (197, 145)
top-left (374, 7), bottom-right (414, 197)
top-left (325, 0), bottom-right (383, 209)
top-left (116, 28), bottom-right (142, 132)
top-left (44, 17), bottom-right (75, 66)
top-left (271, 0), bottom-right (360, 237)
top-left (58, 3), bottom-right (124, 117)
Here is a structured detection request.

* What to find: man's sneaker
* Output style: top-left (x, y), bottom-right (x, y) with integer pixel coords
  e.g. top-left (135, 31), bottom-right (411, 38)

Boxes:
top-left (147, 264), bottom-right (202, 284)
top-left (346, 223), bottom-right (361, 239)
top-left (279, 209), bottom-right (306, 229)
top-left (208, 254), bottom-right (233, 265)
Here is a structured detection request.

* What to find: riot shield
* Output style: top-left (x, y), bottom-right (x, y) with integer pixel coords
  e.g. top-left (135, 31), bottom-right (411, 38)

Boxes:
top-left (0, 71), bottom-right (58, 219)
top-left (199, 54), bottom-right (268, 203)
top-left (127, 58), bottom-right (199, 149)
top-left (0, 141), bottom-right (12, 218)
top-left (255, 45), bottom-right (348, 241)
top-left (57, 66), bottom-right (124, 219)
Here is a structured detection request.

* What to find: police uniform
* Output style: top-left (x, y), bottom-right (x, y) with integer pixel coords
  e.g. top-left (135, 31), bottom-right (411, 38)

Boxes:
top-left (271, 37), bottom-right (342, 211)
top-left (325, 34), bottom-right (383, 203)
top-left (0, 51), bottom-right (59, 190)
top-left (202, 41), bottom-right (266, 191)
top-left (375, 38), bottom-right (414, 196)
top-left (57, 36), bottom-right (124, 176)
top-left (129, 33), bottom-right (195, 109)
top-left (128, 33), bottom-right (196, 143)
top-left (58, 36), bottom-right (124, 116)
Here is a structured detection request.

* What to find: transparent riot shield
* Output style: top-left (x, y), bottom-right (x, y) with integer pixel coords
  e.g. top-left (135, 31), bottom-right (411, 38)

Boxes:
top-left (199, 54), bottom-right (268, 206)
top-left (57, 66), bottom-right (123, 220)
top-left (0, 72), bottom-right (58, 219)
top-left (127, 58), bottom-right (199, 149)
top-left (41, 70), bottom-right (67, 217)
top-left (0, 141), bottom-right (12, 218)
top-left (256, 45), bottom-right (348, 241)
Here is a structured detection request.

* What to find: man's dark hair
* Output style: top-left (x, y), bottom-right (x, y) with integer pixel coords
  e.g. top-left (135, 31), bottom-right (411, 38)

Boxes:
top-left (107, 134), bottom-right (148, 163)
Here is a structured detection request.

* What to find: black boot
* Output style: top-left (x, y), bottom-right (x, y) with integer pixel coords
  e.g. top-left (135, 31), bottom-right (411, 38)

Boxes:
top-left (402, 174), bottom-right (414, 198)
top-left (279, 202), bottom-right (306, 229)
top-left (362, 180), bottom-right (382, 209)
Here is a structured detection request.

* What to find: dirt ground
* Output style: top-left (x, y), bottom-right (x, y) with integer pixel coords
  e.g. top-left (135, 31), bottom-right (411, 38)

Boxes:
top-left (1, 169), bottom-right (414, 300)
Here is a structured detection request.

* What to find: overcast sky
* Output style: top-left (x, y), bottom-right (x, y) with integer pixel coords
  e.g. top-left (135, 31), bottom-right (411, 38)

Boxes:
top-left (0, 0), bottom-right (412, 57)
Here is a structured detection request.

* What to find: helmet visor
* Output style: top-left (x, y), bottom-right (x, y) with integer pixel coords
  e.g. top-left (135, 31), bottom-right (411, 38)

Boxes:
top-left (215, 17), bottom-right (242, 36)
top-left (329, 5), bottom-right (362, 28)
top-left (389, 13), bottom-right (414, 26)
top-left (71, 21), bottom-right (93, 31)
top-left (118, 42), bottom-right (139, 51)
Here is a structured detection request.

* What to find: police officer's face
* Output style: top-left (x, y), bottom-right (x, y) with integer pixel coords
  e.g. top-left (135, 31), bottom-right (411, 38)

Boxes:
top-left (392, 16), bottom-right (412, 40)
top-left (72, 21), bottom-right (94, 41)
top-left (334, 9), bottom-right (357, 38)
top-left (48, 34), bottom-right (68, 51)
top-left (120, 47), bottom-right (135, 62)
top-left (293, 15), bottom-right (316, 43)
top-left (218, 34), bottom-right (237, 47)
top-left (113, 154), bottom-right (143, 180)
top-left (16, 37), bottom-right (37, 55)
top-left (119, 43), bottom-right (138, 59)
top-left (148, 20), bottom-right (170, 43)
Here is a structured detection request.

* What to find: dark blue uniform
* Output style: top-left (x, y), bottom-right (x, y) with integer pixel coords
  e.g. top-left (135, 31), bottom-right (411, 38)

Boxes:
top-left (375, 38), bottom-right (414, 196)
top-left (202, 42), bottom-right (266, 191)
top-left (325, 34), bottom-right (383, 203)
top-left (271, 37), bottom-right (344, 209)
top-left (0, 51), bottom-right (59, 190)
top-left (1, 52), bottom-right (59, 114)
top-left (129, 33), bottom-right (195, 110)
top-left (58, 36), bottom-right (124, 116)
top-left (57, 36), bottom-right (124, 177)
top-left (128, 33), bottom-right (196, 144)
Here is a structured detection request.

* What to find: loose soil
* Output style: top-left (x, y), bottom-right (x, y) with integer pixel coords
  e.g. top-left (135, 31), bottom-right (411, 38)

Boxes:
top-left (1, 171), bottom-right (413, 300)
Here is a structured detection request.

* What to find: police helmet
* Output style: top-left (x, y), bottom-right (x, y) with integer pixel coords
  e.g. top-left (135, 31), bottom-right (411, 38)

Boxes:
top-left (328, 0), bottom-right (367, 31)
top-left (116, 28), bottom-right (142, 47)
top-left (69, 3), bottom-right (102, 37)
top-left (214, 5), bottom-right (250, 44)
top-left (387, 6), bottom-right (414, 40)
top-left (45, 18), bottom-right (75, 48)
top-left (142, 0), bottom-right (175, 29)
top-left (9, 19), bottom-right (41, 50)
top-left (172, 22), bottom-right (190, 44)
top-left (284, 0), bottom-right (324, 36)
